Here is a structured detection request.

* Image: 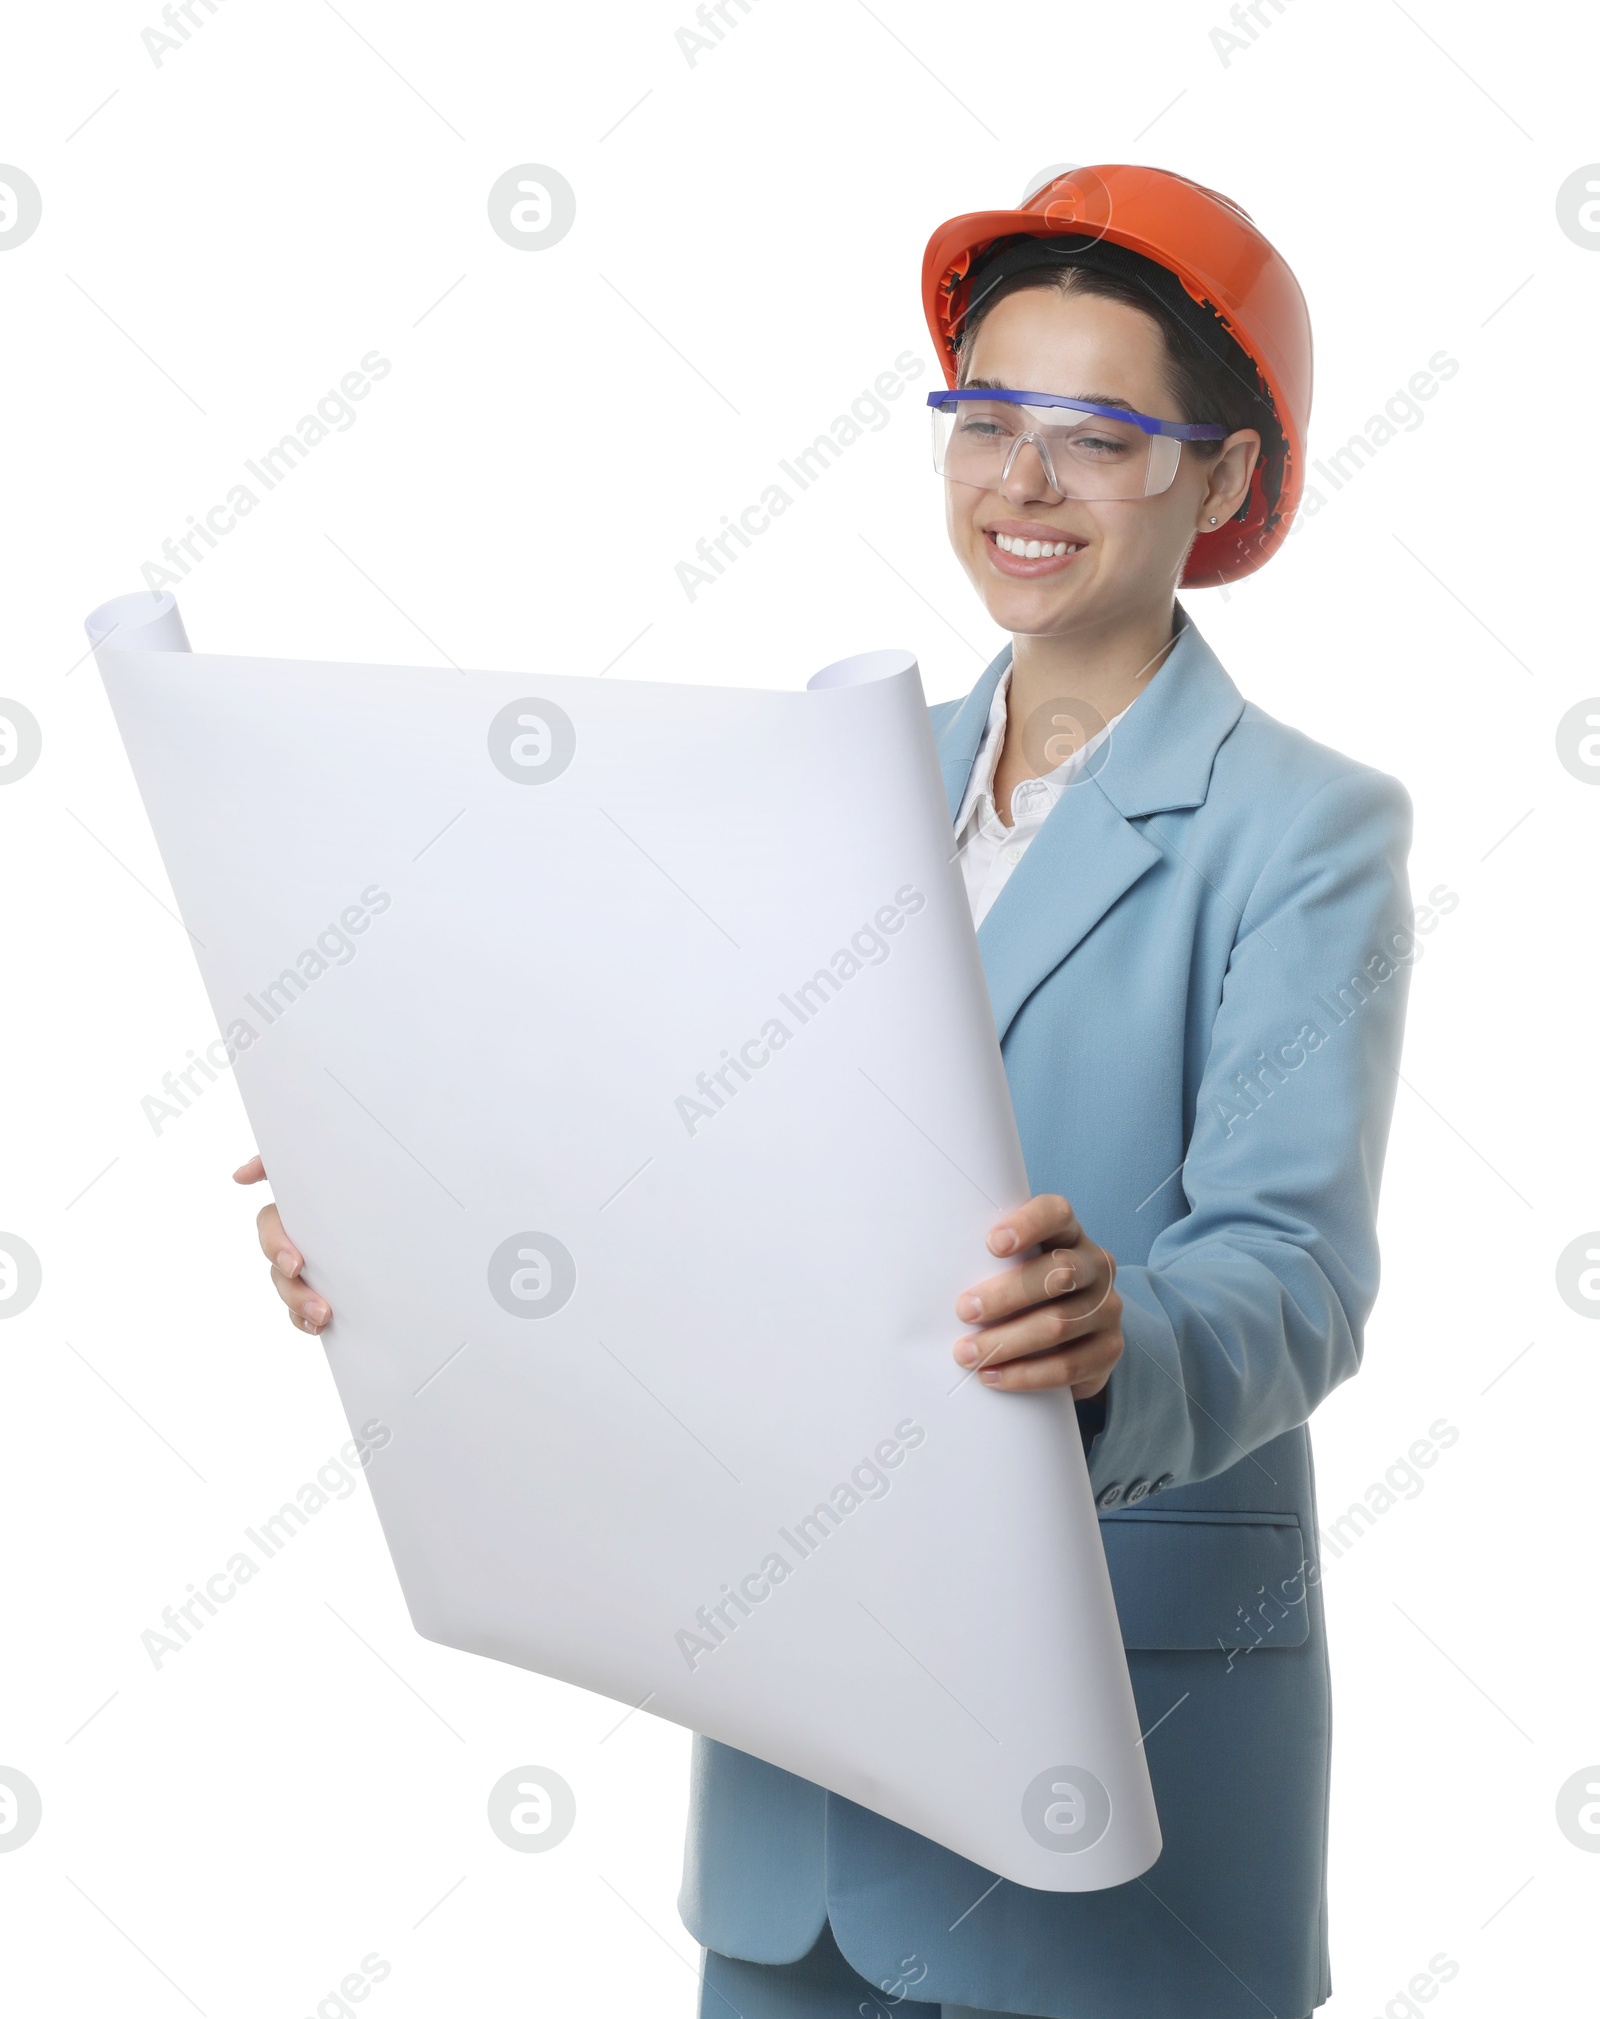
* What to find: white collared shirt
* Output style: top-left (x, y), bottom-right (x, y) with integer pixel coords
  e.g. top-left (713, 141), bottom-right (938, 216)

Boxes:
top-left (954, 657), bottom-right (1131, 928)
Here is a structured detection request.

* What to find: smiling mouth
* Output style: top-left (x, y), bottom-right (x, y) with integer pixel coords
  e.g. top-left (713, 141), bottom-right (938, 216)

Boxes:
top-left (991, 531), bottom-right (1081, 557)
top-left (984, 527), bottom-right (1085, 573)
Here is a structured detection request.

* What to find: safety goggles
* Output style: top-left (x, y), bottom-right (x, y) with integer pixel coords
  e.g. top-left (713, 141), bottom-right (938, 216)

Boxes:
top-left (928, 388), bottom-right (1228, 500)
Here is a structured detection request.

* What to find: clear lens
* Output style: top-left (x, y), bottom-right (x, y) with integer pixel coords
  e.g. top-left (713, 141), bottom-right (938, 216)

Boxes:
top-left (931, 398), bottom-right (1183, 499)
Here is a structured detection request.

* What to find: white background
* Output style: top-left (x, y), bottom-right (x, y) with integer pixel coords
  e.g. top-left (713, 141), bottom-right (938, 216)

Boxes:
top-left (2, 0), bottom-right (1596, 2012)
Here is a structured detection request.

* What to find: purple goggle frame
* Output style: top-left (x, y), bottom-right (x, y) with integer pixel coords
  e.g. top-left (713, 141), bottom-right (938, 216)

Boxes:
top-left (927, 388), bottom-right (1228, 440)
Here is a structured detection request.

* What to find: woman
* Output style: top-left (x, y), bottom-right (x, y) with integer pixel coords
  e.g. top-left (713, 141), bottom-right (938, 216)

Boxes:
top-left (240, 166), bottom-right (1414, 2018)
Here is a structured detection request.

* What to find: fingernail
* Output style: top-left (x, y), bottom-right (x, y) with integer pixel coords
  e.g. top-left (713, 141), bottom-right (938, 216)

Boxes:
top-left (979, 1368), bottom-right (1003, 1385)
top-left (989, 1228), bottom-right (1017, 1255)
top-left (277, 1249), bottom-right (299, 1275)
top-left (304, 1301), bottom-right (328, 1328)
top-left (957, 1293), bottom-right (983, 1321)
top-left (953, 1338), bottom-right (978, 1367)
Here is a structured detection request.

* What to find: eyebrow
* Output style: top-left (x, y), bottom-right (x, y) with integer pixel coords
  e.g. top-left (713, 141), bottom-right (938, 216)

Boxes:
top-left (962, 375), bottom-right (1138, 412)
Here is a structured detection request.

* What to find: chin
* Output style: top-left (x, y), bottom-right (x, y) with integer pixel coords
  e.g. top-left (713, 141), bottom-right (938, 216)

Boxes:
top-left (964, 541), bottom-right (1095, 626)
top-left (978, 578), bottom-right (1089, 635)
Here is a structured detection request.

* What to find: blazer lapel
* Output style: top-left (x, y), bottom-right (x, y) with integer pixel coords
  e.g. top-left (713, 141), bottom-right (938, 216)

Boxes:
top-left (978, 788), bottom-right (1161, 1042)
top-left (955, 606), bottom-right (1247, 1045)
top-left (935, 642), bottom-right (1012, 822)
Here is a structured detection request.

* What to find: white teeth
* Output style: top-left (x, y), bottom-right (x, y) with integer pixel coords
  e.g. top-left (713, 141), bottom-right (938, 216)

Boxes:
top-left (993, 533), bottom-right (1079, 557)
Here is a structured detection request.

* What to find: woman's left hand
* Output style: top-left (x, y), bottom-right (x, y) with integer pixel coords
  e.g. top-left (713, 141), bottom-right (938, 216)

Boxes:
top-left (953, 1194), bottom-right (1123, 1397)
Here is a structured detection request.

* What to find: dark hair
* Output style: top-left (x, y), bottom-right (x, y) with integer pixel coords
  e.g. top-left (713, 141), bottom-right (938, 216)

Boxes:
top-left (954, 235), bottom-right (1285, 521)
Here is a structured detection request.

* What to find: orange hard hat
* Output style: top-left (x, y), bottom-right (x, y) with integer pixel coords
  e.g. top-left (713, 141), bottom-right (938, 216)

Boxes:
top-left (921, 163), bottom-right (1312, 587)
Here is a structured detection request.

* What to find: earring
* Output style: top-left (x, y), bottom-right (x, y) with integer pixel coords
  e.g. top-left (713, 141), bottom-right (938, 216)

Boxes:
top-left (1208, 515), bottom-right (1217, 524)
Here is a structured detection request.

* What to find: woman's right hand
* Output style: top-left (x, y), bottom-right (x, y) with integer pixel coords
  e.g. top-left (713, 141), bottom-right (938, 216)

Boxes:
top-left (232, 1154), bottom-right (331, 1334)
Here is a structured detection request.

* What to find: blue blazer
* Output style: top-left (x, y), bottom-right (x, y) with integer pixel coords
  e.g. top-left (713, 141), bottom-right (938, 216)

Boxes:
top-left (679, 603), bottom-right (1414, 2019)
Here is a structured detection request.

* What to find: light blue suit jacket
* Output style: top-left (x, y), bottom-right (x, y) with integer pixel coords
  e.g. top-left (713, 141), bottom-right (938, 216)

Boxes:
top-left (679, 603), bottom-right (1414, 2019)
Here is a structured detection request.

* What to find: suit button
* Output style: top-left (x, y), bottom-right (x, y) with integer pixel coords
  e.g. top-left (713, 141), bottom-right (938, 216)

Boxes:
top-left (1152, 1473), bottom-right (1175, 1493)
top-left (1097, 1484), bottom-right (1122, 1509)
top-left (1124, 1480), bottom-right (1151, 1503)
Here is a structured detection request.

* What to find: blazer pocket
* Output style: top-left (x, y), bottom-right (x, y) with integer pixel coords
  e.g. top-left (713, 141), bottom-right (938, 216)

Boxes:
top-left (1099, 1513), bottom-right (1313, 1650)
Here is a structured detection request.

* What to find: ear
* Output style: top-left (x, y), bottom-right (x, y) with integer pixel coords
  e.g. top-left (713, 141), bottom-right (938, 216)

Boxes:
top-left (1199, 428), bottom-right (1261, 528)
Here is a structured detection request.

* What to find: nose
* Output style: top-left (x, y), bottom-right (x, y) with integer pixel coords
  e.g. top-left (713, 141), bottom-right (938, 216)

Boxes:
top-left (998, 430), bottom-right (1063, 505)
